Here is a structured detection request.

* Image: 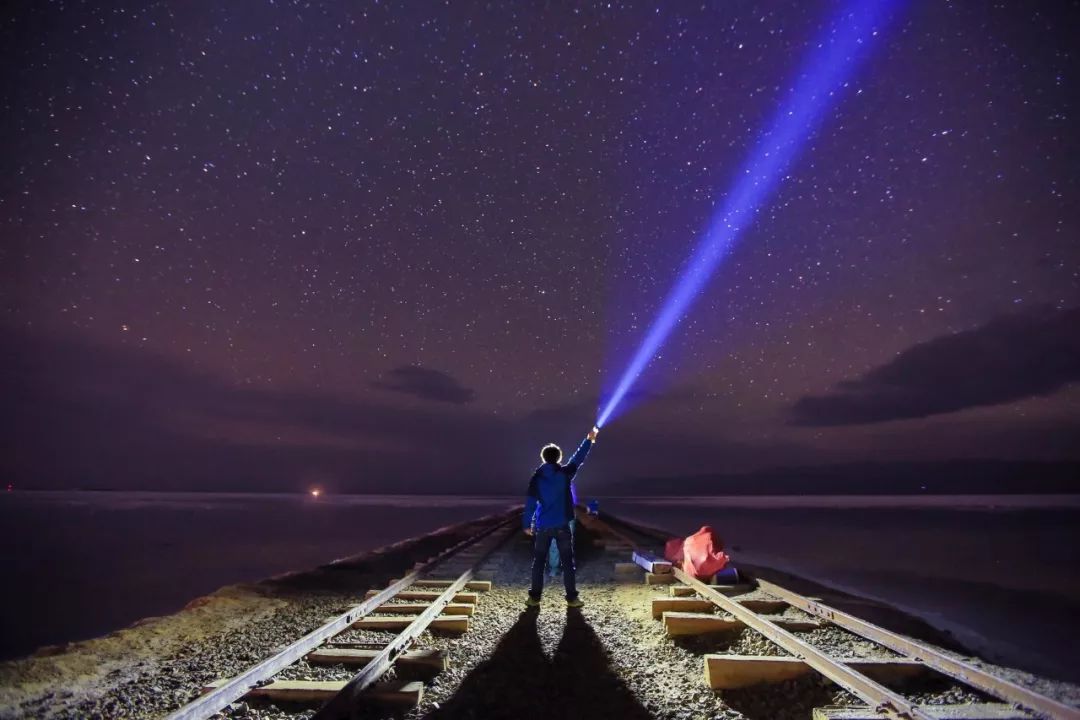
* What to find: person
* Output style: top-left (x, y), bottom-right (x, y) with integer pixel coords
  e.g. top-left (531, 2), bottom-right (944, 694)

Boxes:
top-left (524, 426), bottom-right (599, 608)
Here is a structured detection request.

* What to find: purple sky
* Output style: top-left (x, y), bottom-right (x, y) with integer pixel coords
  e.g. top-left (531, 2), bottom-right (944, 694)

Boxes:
top-left (2, 1), bottom-right (1078, 493)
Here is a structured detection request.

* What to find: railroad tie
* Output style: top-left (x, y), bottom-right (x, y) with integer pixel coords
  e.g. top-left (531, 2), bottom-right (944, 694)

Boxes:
top-left (662, 611), bottom-right (821, 636)
top-left (201, 678), bottom-right (424, 707)
top-left (646, 572), bottom-right (678, 585)
top-left (394, 578), bottom-right (493, 592)
top-left (657, 595), bottom-right (787, 614)
top-left (373, 602), bottom-right (475, 616)
top-left (352, 614), bottom-right (470, 634)
top-left (365, 589), bottom-right (480, 604)
top-left (651, 597), bottom-right (714, 619)
top-left (669, 583), bottom-right (755, 597)
top-left (703, 655), bottom-right (926, 690)
top-left (306, 647), bottom-right (448, 679)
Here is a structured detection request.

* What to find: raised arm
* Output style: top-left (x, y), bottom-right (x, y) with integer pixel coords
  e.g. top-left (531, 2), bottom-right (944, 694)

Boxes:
top-left (564, 426), bottom-right (600, 477)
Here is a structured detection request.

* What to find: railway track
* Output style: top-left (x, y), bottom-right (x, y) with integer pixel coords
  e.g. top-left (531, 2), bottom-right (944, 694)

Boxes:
top-left (581, 511), bottom-right (1080, 720)
top-left (166, 510), bottom-right (517, 720)
top-left (149, 507), bottom-right (1077, 720)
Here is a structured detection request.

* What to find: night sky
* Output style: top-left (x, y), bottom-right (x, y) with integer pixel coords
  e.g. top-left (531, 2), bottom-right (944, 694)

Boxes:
top-left (3, 1), bottom-right (1078, 494)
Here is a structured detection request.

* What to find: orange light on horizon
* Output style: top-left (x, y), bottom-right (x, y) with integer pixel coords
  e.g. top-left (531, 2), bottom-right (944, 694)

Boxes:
top-left (310, 488), bottom-right (321, 497)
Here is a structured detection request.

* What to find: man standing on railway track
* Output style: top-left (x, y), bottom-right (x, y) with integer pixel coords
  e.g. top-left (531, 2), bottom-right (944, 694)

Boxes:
top-left (523, 426), bottom-right (599, 608)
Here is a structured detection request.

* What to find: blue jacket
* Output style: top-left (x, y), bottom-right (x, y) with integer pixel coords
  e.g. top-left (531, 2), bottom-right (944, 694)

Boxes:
top-left (523, 437), bottom-right (593, 530)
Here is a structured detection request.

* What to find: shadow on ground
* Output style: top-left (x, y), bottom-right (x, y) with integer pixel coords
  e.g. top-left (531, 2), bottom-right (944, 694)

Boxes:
top-left (422, 607), bottom-right (652, 720)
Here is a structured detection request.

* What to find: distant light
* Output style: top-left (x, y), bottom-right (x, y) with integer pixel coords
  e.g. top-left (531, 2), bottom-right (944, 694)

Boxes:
top-left (310, 488), bottom-right (321, 497)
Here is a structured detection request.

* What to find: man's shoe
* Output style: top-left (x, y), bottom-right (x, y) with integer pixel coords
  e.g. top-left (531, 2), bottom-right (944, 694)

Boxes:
top-left (566, 597), bottom-right (584, 608)
top-left (525, 596), bottom-right (541, 608)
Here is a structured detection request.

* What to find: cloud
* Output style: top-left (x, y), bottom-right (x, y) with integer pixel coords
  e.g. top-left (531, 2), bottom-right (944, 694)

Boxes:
top-left (370, 365), bottom-right (475, 405)
top-left (0, 326), bottom-right (799, 492)
top-left (790, 306), bottom-right (1080, 426)
top-left (0, 326), bottom-right (505, 492)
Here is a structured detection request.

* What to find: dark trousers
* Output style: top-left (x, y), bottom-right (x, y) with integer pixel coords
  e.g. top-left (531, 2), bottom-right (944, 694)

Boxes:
top-left (529, 524), bottom-right (577, 600)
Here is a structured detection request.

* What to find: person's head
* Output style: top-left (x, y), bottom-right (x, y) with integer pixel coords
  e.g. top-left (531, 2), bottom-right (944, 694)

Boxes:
top-left (540, 443), bottom-right (562, 464)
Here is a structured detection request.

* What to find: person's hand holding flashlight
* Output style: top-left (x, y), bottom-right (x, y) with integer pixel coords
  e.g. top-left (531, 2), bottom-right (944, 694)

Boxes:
top-left (587, 426), bottom-right (599, 442)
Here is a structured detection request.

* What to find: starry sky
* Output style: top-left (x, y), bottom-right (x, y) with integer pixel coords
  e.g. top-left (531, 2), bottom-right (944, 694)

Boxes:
top-left (2, 1), bottom-right (1078, 494)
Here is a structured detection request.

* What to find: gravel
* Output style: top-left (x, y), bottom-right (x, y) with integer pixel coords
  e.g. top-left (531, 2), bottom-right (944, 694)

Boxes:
top-left (0, 516), bottom-right (506, 720)
top-left (793, 625), bottom-right (905, 661)
top-left (4, 514), bottom-right (1079, 720)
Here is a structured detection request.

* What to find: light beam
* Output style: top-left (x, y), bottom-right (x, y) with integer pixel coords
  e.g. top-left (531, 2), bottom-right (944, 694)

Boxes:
top-left (597, 0), bottom-right (900, 428)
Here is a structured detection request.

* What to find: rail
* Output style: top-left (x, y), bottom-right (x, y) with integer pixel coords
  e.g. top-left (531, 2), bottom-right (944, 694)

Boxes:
top-left (584, 511), bottom-right (1079, 720)
top-left (166, 511), bottom-right (515, 720)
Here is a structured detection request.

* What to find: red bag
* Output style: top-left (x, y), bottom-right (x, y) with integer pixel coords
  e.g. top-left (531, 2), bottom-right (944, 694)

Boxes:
top-left (681, 525), bottom-right (729, 579)
top-left (664, 537), bottom-right (685, 565)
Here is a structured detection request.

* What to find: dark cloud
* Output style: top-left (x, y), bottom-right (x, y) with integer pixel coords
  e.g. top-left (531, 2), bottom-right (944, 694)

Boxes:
top-left (370, 365), bottom-right (475, 405)
top-left (790, 306), bottom-right (1080, 426)
top-left (1, 326), bottom-right (798, 493)
top-left (0, 326), bottom-right (506, 492)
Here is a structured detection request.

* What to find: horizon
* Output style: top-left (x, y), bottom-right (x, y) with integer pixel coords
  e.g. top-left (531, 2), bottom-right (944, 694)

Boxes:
top-left (10, 457), bottom-right (1080, 496)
